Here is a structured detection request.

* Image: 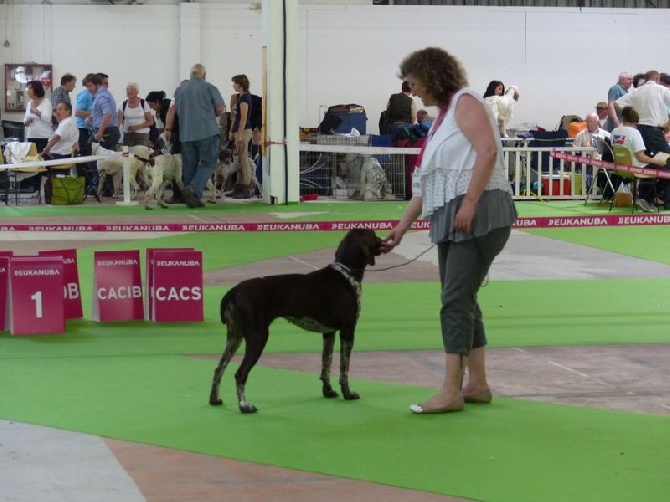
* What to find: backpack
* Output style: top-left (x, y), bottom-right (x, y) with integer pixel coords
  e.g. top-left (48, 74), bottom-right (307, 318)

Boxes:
top-left (319, 112), bottom-right (342, 134)
top-left (249, 94), bottom-right (262, 130)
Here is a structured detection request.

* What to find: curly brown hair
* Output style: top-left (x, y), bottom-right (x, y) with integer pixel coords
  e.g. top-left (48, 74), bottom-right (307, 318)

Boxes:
top-left (399, 47), bottom-right (468, 107)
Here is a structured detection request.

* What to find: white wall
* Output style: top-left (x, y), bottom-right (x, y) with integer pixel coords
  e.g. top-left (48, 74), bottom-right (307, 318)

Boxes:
top-left (1, 3), bottom-right (669, 133)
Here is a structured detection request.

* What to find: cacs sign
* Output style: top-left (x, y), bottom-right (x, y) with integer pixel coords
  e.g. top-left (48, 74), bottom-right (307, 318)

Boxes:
top-left (146, 248), bottom-right (204, 323)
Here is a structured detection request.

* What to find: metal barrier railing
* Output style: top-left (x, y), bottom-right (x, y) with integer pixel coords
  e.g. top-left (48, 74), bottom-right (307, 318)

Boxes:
top-left (503, 145), bottom-right (597, 200)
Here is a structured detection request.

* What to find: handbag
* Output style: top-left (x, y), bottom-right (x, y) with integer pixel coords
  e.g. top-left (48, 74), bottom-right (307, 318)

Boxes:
top-left (50, 176), bottom-right (85, 205)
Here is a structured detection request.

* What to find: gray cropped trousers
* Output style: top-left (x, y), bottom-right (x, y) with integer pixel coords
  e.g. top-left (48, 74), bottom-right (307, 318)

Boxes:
top-left (437, 225), bottom-right (511, 354)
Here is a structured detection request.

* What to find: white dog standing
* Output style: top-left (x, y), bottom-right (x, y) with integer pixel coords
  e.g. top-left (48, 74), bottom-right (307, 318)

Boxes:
top-left (89, 143), bottom-right (152, 199)
top-left (484, 85), bottom-right (520, 138)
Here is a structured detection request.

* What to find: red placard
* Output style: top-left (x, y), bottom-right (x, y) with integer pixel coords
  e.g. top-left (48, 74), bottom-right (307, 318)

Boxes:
top-left (38, 249), bottom-right (83, 319)
top-left (8, 257), bottom-right (65, 335)
top-left (145, 247), bottom-right (194, 320)
top-left (0, 252), bottom-right (12, 331)
top-left (92, 250), bottom-right (144, 322)
top-left (150, 249), bottom-right (204, 322)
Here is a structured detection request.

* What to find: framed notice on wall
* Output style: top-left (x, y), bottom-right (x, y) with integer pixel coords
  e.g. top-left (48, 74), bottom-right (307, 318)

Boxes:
top-left (4, 63), bottom-right (53, 113)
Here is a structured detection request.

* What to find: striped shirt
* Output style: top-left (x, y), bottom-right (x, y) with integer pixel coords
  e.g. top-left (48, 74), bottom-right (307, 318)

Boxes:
top-left (51, 86), bottom-right (71, 108)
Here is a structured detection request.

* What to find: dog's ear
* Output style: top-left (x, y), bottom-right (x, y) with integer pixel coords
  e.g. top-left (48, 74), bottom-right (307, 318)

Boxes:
top-left (360, 232), bottom-right (379, 266)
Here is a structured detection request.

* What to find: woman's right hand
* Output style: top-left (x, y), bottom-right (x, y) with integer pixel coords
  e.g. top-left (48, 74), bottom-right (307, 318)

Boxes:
top-left (381, 226), bottom-right (406, 254)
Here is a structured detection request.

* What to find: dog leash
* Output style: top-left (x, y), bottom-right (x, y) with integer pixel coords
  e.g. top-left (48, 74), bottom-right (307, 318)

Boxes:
top-left (368, 244), bottom-right (437, 272)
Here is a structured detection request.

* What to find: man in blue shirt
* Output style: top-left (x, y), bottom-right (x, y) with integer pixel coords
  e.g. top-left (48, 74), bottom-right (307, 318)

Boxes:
top-left (75, 75), bottom-right (93, 150)
top-left (84, 72), bottom-right (120, 149)
top-left (166, 64), bottom-right (225, 208)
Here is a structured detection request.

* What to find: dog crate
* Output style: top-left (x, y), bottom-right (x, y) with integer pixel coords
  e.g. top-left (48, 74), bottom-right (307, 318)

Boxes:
top-left (299, 134), bottom-right (406, 200)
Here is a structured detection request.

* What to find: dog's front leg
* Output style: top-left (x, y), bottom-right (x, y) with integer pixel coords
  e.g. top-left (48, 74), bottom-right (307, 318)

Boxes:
top-left (339, 330), bottom-right (360, 400)
top-left (320, 332), bottom-right (338, 398)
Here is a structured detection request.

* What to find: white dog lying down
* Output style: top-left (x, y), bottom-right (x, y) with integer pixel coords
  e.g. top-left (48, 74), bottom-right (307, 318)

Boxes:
top-left (484, 85), bottom-right (520, 138)
top-left (143, 153), bottom-right (217, 209)
top-left (89, 143), bottom-right (153, 199)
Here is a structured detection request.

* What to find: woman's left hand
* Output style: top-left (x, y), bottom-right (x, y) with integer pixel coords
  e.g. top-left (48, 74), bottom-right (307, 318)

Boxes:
top-left (454, 199), bottom-right (476, 235)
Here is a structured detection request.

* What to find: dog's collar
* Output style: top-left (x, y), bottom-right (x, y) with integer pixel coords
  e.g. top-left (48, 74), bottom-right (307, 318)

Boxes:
top-left (330, 261), bottom-right (362, 319)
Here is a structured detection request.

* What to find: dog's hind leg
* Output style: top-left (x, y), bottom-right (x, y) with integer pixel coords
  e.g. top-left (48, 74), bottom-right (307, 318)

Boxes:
top-left (339, 329), bottom-right (360, 400)
top-left (320, 332), bottom-right (338, 398)
top-left (234, 333), bottom-right (268, 414)
top-left (209, 329), bottom-right (243, 406)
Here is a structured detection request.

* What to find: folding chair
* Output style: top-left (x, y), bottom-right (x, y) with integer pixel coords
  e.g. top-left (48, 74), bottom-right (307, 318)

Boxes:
top-left (2, 142), bottom-right (45, 205)
top-left (584, 142), bottom-right (616, 206)
top-left (610, 144), bottom-right (659, 213)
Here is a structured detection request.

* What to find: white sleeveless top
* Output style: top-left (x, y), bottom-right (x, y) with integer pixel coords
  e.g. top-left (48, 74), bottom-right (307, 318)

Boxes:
top-left (420, 88), bottom-right (511, 219)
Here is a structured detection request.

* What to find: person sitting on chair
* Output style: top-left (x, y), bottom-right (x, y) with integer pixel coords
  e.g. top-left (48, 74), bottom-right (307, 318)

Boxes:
top-left (611, 107), bottom-right (667, 212)
top-left (573, 112), bottom-right (610, 160)
top-left (41, 102), bottom-right (79, 160)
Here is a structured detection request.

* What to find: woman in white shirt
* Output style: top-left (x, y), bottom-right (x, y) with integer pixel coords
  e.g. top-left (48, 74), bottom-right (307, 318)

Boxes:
top-left (23, 80), bottom-right (53, 151)
top-left (118, 82), bottom-right (153, 147)
top-left (611, 106), bottom-right (667, 211)
top-left (382, 47), bottom-right (517, 415)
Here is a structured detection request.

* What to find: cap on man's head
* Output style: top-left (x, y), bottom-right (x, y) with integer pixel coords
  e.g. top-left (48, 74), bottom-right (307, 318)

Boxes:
top-left (596, 102), bottom-right (608, 109)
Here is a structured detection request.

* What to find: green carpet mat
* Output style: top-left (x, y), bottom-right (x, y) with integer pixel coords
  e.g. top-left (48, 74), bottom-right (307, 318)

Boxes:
top-left (0, 356), bottom-right (667, 501)
top-left (2, 201), bottom-right (669, 500)
top-left (2, 280), bottom-right (670, 361)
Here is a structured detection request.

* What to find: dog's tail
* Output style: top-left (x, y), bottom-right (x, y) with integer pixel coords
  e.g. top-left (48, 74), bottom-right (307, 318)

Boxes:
top-left (220, 286), bottom-right (238, 325)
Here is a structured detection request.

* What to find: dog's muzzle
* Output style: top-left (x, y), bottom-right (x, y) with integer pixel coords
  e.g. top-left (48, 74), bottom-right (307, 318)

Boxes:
top-left (374, 237), bottom-right (383, 256)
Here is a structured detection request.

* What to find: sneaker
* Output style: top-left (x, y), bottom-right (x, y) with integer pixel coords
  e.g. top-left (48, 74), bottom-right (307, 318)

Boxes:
top-left (636, 199), bottom-right (655, 212)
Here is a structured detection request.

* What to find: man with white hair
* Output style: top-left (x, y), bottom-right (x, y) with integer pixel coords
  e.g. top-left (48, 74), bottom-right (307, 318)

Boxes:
top-left (607, 71), bottom-right (632, 131)
top-left (166, 63), bottom-right (226, 208)
top-left (573, 112), bottom-right (610, 159)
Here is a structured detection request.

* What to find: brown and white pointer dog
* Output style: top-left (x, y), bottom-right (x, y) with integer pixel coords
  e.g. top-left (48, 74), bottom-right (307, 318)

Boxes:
top-left (209, 228), bottom-right (382, 413)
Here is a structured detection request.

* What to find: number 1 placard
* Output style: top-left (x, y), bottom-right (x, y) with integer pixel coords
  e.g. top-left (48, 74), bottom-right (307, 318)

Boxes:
top-left (8, 256), bottom-right (65, 335)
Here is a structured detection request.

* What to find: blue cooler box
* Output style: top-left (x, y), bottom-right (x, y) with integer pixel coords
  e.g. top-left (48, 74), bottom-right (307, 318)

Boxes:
top-left (332, 112), bottom-right (367, 134)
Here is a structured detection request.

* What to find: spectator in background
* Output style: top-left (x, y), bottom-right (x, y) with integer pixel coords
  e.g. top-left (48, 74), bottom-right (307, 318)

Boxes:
top-left (97, 72), bottom-right (109, 88)
top-left (417, 109), bottom-right (433, 127)
top-left (41, 102), bottom-right (79, 159)
top-left (596, 101), bottom-right (609, 130)
top-left (145, 90), bottom-right (175, 150)
top-left (51, 73), bottom-right (76, 110)
top-left (167, 64), bottom-right (225, 208)
top-left (148, 91), bottom-right (184, 204)
top-left (573, 112), bottom-right (610, 159)
top-left (74, 75), bottom-right (93, 150)
top-left (616, 70), bottom-right (670, 158)
top-left (23, 80), bottom-right (53, 152)
top-left (483, 80), bottom-right (505, 98)
top-left (118, 82), bottom-right (153, 147)
top-left (633, 73), bottom-right (646, 88)
top-left (607, 71), bottom-right (632, 131)
top-left (611, 106), bottom-right (668, 212)
top-left (85, 72), bottom-right (120, 148)
top-left (386, 80), bottom-right (417, 136)
top-left (228, 74), bottom-right (253, 199)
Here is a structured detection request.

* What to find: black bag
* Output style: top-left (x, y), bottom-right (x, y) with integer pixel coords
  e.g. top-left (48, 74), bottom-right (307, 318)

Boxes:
top-left (379, 111), bottom-right (389, 135)
top-left (327, 103), bottom-right (365, 114)
top-left (319, 112), bottom-right (342, 134)
top-left (249, 94), bottom-right (262, 130)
